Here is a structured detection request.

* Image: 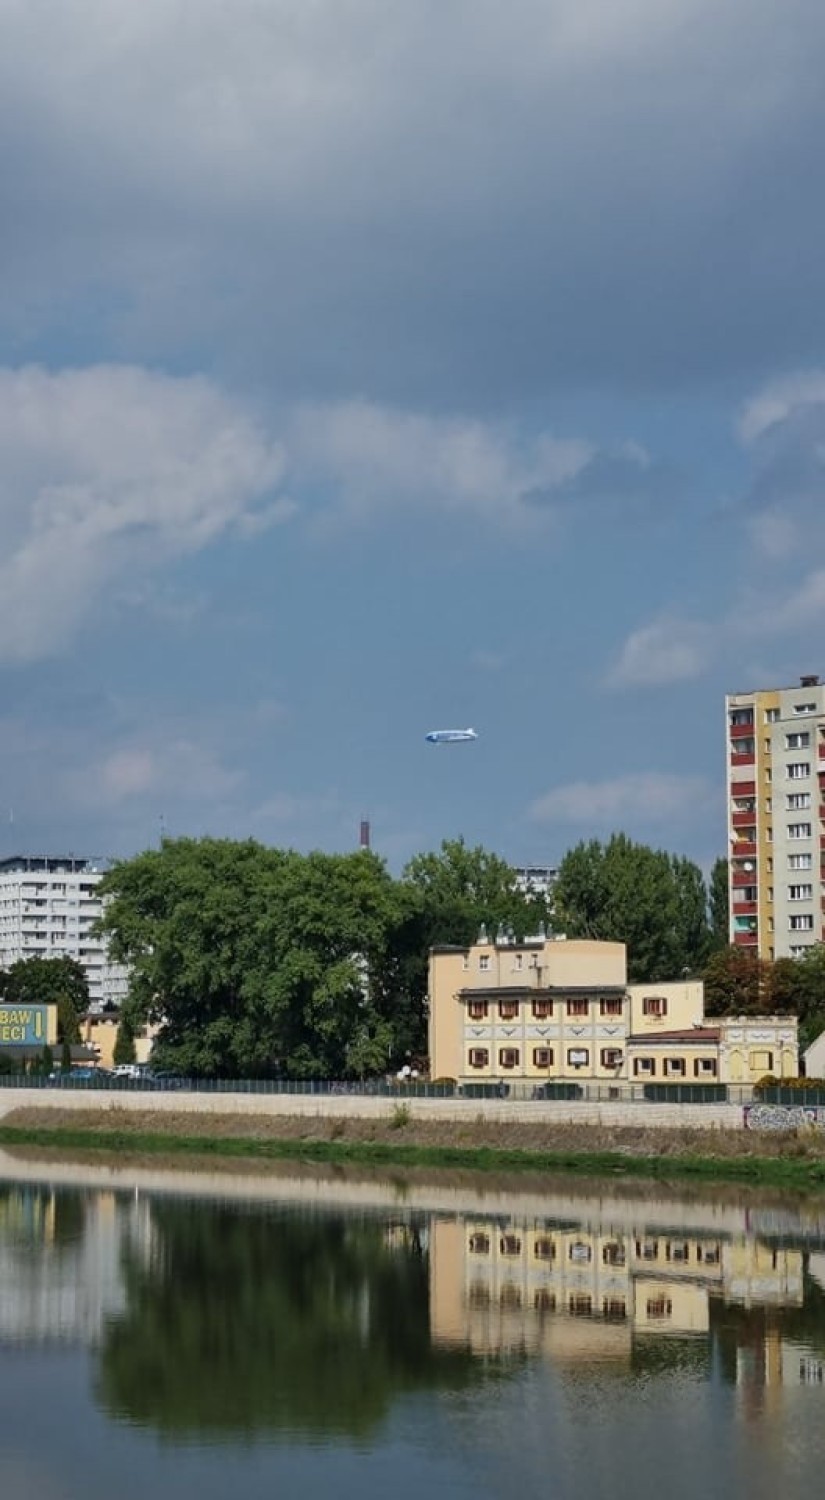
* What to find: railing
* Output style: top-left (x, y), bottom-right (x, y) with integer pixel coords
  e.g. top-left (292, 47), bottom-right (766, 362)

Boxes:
top-left (0, 1075), bottom-right (761, 1105)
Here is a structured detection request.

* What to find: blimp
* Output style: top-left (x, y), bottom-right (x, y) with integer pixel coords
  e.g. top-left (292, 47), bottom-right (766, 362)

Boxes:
top-left (425, 727), bottom-right (478, 744)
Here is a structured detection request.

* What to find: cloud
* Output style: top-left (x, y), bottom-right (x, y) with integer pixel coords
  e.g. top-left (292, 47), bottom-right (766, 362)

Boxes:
top-left (0, 364), bottom-right (287, 660)
top-left (607, 617), bottom-right (712, 687)
top-left (529, 771), bottom-right (714, 826)
top-left (3, 2), bottom-right (825, 400)
top-left (527, 442), bottom-right (678, 510)
top-left (738, 370), bottom-right (825, 445)
top-left (88, 740), bottom-right (245, 809)
top-left (287, 399), bottom-right (590, 523)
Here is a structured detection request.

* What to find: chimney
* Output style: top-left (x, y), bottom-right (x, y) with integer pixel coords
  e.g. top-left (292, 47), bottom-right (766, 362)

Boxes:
top-left (359, 819), bottom-right (371, 850)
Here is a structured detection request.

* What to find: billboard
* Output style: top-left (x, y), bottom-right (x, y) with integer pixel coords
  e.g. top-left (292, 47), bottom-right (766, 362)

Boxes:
top-left (0, 1005), bottom-right (50, 1047)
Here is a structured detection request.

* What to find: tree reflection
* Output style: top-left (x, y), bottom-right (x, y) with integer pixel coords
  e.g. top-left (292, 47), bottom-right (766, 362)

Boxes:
top-left (96, 1203), bottom-right (506, 1438)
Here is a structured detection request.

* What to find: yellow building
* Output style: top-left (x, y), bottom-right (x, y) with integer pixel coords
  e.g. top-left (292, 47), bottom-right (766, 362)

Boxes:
top-left (428, 933), bottom-right (798, 1086)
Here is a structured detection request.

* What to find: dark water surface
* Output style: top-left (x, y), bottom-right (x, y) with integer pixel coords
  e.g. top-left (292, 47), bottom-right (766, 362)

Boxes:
top-left (1, 1154), bottom-right (824, 1499)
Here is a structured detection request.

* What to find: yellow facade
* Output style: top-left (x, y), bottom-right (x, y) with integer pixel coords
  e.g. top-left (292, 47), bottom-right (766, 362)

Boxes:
top-left (428, 936), bottom-right (799, 1085)
top-left (81, 1015), bottom-right (158, 1069)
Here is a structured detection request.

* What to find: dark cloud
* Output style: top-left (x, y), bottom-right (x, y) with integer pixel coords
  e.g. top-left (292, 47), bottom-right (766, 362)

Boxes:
top-left (0, 2), bottom-right (824, 406)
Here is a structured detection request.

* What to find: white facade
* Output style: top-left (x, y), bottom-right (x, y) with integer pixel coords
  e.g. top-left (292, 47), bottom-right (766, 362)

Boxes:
top-left (0, 856), bottom-right (129, 1012)
top-left (513, 865), bottom-right (557, 902)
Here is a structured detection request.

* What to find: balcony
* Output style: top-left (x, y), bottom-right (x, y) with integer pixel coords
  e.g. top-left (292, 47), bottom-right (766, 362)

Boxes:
top-left (729, 721), bottom-right (755, 739)
top-left (730, 752), bottom-right (756, 768)
top-left (732, 900), bottom-right (757, 915)
top-left (732, 870), bottom-right (757, 887)
top-left (733, 930), bottom-right (758, 947)
top-left (731, 842), bottom-right (757, 858)
top-left (730, 779), bottom-right (756, 797)
top-left (731, 810), bottom-right (756, 829)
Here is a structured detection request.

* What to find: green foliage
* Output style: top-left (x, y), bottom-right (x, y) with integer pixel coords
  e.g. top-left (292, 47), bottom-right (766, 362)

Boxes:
top-left (389, 1101), bottom-right (412, 1129)
top-left (709, 857), bottom-right (729, 950)
top-left (0, 956), bottom-right (88, 1043)
top-left (98, 838), bottom-right (416, 1080)
top-left (113, 1013), bottom-right (137, 1067)
top-left (553, 835), bottom-right (711, 982)
top-left (61, 1040), bottom-right (72, 1072)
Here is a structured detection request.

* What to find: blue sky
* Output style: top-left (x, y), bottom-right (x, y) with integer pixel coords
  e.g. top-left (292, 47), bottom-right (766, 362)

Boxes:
top-left (2, 0), bottom-right (825, 874)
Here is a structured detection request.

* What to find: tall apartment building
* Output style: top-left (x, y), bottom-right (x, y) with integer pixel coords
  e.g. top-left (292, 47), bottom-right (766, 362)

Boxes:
top-left (726, 675), bottom-right (825, 960)
top-left (0, 856), bottom-right (129, 1013)
top-left (513, 865), bottom-right (558, 904)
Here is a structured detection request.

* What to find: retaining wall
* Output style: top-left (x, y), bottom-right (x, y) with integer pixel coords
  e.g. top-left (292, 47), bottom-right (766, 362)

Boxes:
top-left (0, 1087), bottom-right (746, 1131)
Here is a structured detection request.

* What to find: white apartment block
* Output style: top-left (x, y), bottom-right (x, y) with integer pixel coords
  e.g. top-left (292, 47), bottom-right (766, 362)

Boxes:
top-left (0, 856), bottom-right (129, 1013)
top-left (726, 674), bottom-right (825, 960)
top-left (513, 865), bottom-right (557, 903)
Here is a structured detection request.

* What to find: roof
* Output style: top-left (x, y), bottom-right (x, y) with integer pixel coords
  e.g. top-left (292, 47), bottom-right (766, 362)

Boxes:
top-left (459, 985), bottom-right (627, 998)
top-left (627, 1028), bottom-right (720, 1046)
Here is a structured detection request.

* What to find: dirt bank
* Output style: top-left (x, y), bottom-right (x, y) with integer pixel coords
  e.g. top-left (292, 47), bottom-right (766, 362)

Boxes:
top-left (5, 1105), bottom-right (825, 1161)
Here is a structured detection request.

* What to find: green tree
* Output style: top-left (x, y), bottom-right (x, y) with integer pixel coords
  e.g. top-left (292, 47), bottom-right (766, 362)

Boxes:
top-left (709, 857), bottom-right (729, 950)
top-left (553, 835), bottom-right (710, 982)
top-left (0, 956), bottom-right (88, 1043)
top-left (702, 946), bottom-right (765, 1015)
top-left (98, 837), bottom-right (414, 1079)
top-left (113, 1012), bottom-right (137, 1066)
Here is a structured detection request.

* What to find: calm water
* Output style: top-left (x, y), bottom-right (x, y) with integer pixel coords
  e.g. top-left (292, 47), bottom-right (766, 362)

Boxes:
top-left (1, 1155), bottom-right (825, 1499)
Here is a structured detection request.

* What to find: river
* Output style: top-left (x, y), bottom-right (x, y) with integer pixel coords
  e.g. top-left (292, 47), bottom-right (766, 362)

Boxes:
top-left (0, 1149), bottom-right (823, 1498)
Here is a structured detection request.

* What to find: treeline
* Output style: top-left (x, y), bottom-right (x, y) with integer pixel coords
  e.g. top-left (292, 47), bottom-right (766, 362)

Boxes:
top-left (3, 833), bottom-right (824, 1076)
top-left (92, 832), bottom-right (735, 1080)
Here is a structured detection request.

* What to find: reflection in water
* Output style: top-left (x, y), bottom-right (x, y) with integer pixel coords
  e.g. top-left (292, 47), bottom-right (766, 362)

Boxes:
top-left (0, 1167), bottom-right (824, 1461)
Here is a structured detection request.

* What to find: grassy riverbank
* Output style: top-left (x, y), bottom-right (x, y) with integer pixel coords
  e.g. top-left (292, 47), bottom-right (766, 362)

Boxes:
top-left (3, 1107), bottom-right (825, 1189)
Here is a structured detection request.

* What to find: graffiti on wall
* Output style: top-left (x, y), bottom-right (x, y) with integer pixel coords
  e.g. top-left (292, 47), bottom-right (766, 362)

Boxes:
top-left (744, 1103), bottom-right (825, 1132)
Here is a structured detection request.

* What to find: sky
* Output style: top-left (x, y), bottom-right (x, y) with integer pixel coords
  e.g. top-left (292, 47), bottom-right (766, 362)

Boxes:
top-left (2, 0), bottom-right (825, 874)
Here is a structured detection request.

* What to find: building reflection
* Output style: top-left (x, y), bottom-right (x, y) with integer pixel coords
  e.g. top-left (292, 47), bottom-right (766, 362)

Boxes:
top-left (426, 1206), bottom-right (823, 1392)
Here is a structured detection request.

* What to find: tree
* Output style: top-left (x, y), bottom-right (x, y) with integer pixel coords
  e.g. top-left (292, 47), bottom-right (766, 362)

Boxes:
top-left (709, 858), bottom-right (729, 951)
top-left (552, 835), bottom-right (711, 982)
top-left (97, 837), bottom-right (414, 1079)
top-left (113, 1013), bottom-right (137, 1067)
top-left (702, 946), bottom-right (765, 1015)
top-left (0, 956), bottom-right (88, 1043)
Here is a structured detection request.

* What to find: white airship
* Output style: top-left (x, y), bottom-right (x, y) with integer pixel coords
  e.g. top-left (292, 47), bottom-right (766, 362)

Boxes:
top-left (425, 727), bottom-right (478, 744)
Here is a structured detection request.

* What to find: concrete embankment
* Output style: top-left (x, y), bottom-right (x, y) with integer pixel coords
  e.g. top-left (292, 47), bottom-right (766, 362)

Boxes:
top-left (0, 1087), bottom-right (746, 1131)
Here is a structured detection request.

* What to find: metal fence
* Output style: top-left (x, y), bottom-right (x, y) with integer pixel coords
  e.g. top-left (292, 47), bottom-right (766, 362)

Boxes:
top-left (0, 1073), bottom-right (767, 1105)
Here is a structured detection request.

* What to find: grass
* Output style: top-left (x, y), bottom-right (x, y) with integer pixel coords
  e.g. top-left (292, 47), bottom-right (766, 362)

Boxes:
top-left (3, 1122), bottom-right (825, 1189)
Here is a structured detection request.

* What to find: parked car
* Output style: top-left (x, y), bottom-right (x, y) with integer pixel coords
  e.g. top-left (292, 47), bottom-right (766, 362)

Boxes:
top-left (113, 1064), bottom-right (144, 1081)
top-left (47, 1067), bottom-right (112, 1086)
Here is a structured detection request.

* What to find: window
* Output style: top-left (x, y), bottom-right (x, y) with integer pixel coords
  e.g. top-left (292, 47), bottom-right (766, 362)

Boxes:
top-left (733, 737), bottom-right (755, 754)
top-left (468, 1048), bottom-right (489, 1068)
top-left (498, 999), bottom-right (519, 1020)
top-left (633, 1058), bottom-right (655, 1075)
top-left (569, 1294), bottom-right (593, 1317)
top-left (765, 798), bottom-right (773, 813)
top-left (794, 702), bottom-right (816, 714)
top-left (736, 885), bottom-right (757, 902)
top-left (790, 944), bottom-right (812, 958)
top-left (500, 1234), bottom-right (522, 1257)
top-left (642, 996), bottom-right (668, 1017)
top-left (636, 1239), bottom-right (658, 1260)
top-left (786, 731), bottom-right (811, 748)
top-left (603, 1298), bottom-right (627, 1321)
top-left (786, 792), bottom-right (811, 809)
top-left (664, 1058), bottom-right (686, 1076)
top-left (566, 997), bottom-right (589, 1017)
top-left (532, 998), bottom-right (553, 1019)
top-left (479, 954), bottom-right (490, 971)
top-left (787, 762), bottom-right (811, 779)
top-left (568, 1240), bottom-right (592, 1263)
top-left (788, 884), bottom-right (813, 901)
top-left (666, 1241), bottom-right (690, 1262)
top-left (467, 999), bottom-right (488, 1020)
top-left (534, 1237), bottom-right (556, 1262)
top-left (469, 1232), bottom-right (490, 1254)
top-left (789, 852), bottom-right (813, 869)
top-left (750, 1049), bottom-right (774, 1072)
top-left (788, 823), bottom-right (812, 839)
top-left (534, 1290), bottom-right (556, 1312)
top-left (599, 997), bottom-right (623, 1016)
top-left (532, 1047), bottom-right (553, 1068)
top-left (600, 1048), bottom-right (623, 1068)
top-left (764, 737), bottom-right (772, 754)
top-left (789, 914), bottom-right (814, 931)
top-left (513, 953), bottom-right (523, 971)
top-left (646, 1298), bottom-right (672, 1321)
top-left (730, 708), bottom-right (754, 726)
top-left (767, 856), bottom-right (773, 873)
top-left (499, 1047), bottom-right (520, 1069)
top-left (693, 1058), bottom-right (717, 1077)
top-left (602, 1242), bottom-right (626, 1267)
top-left (765, 707), bottom-right (780, 722)
top-left (567, 1047), bottom-right (589, 1068)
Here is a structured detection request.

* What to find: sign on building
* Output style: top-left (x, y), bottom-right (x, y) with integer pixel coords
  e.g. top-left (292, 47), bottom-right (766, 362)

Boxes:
top-left (0, 1006), bottom-right (50, 1046)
